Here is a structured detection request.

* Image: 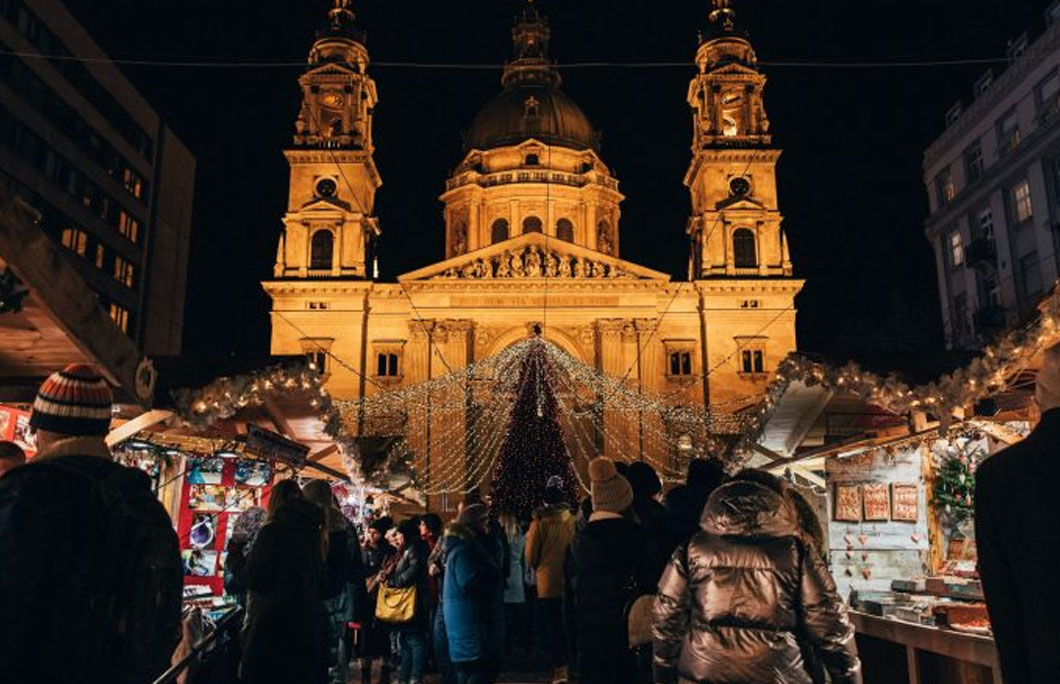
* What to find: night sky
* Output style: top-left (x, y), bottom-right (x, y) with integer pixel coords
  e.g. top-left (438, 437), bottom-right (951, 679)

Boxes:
top-left (70, 0), bottom-right (1048, 374)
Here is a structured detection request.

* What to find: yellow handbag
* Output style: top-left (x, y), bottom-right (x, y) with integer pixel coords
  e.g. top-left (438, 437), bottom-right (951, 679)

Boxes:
top-left (375, 584), bottom-right (416, 624)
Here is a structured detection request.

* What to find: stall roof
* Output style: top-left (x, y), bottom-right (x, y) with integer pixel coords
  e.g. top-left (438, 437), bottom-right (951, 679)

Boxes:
top-left (0, 190), bottom-right (149, 405)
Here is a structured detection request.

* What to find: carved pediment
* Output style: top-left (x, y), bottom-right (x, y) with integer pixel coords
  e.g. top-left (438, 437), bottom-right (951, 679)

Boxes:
top-left (398, 232), bottom-right (670, 283)
top-left (715, 196), bottom-right (766, 211)
top-left (297, 196), bottom-right (354, 214)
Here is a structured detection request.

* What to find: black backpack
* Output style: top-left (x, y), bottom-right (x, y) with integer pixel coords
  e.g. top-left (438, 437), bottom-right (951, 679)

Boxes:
top-left (49, 455), bottom-right (184, 684)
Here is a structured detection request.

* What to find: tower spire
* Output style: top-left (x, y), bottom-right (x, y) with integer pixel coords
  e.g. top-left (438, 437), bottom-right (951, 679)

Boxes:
top-left (709, 0), bottom-right (737, 32)
top-left (502, 0), bottom-right (560, 88)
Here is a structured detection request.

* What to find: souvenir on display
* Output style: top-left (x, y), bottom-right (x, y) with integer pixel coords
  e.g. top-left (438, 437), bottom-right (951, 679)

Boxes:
top-left (187, 457), bottom-right (224, 485)
top-left (181, 549), bottom-right (218, 577)
top-left (228, 506), bottom-right (267, 547)
top-left (225, 487), bottom-right (259, 512)
top-left (834, 483), bottom-right (862, 522)
top-left (188, 485), bottom-right (227, 511)
top-left (189, 514), bottom-right (217, 549)
top-left (891, 483), bottom-right (919, 522)
top-left (862, 483), bottom-right (890, 521)
top-left (234, 459), bottom-right (272, 487)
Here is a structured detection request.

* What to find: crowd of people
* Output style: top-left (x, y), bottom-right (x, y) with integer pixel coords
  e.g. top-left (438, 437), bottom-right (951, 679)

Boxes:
top-left (0, 362), bottom-right (1056, 684)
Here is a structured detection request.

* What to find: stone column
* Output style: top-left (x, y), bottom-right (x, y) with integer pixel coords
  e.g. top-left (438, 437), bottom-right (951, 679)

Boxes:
top-left (595, 319), bottom-right (628, 461)
top-left (407, 321), bottom-right (434, 509)
top-left (439, 319), bottom-right (475, 507)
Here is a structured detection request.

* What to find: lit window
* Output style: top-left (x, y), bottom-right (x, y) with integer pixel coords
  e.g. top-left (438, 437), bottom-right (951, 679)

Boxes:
top-left (113, 256), bottom-right (135, 288)
top-left (965, 142), bottom-right (983, 182)
top-left (95, 244), bottom-right (106, 269)
top-left (935, 168), bottom-right (956, 205)
top-left (60, 227), bottom-right (88, 256)
top-left (1012, 179), bottom-right (1033, 223)
top-left (977, 209), bottom-right (994, 239)
top-left (118, 211), bottom-right (140, 243)
top-left (949, 231), bottom-right (964, 267)
top-left (109, 303), bottom-right (129, 332)
top-left (121, 167), bottom-right (144, 199)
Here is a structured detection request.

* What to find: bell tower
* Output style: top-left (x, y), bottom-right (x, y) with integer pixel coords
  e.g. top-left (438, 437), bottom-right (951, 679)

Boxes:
top-left (273, 0), bottom-right (381, 279)
top-left (685, 0), bottom-right (792, 279)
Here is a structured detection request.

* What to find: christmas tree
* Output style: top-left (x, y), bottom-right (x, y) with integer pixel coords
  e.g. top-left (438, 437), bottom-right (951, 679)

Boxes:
top-left (492, 340), bottom-right (579, 519)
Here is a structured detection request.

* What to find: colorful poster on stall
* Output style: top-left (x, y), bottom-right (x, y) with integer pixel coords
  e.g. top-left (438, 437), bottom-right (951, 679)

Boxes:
top-left (178, 456), bottom-right (276, 596)
top-left (0, 405), bottom-right (36, 459)
top-left (187, 458), bottom-right (224, 484)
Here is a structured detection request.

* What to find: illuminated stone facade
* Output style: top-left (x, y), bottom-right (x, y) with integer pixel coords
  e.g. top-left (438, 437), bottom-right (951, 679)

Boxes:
top-left (263, 1), bottom-right (803, 490)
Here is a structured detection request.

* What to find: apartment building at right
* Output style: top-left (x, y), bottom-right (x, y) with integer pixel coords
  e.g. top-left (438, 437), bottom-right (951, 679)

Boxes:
top-left (924, 2), bottom-right (1060, 349)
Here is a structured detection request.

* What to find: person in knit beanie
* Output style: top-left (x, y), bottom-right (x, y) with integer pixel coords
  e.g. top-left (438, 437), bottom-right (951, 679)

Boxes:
top-left (566, 458), bottom-right (657, 684)
top-left (0, 364), bottom-right (182, 683)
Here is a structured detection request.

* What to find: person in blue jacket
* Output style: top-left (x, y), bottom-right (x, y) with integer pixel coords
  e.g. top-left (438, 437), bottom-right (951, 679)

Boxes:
top-left (442, 504), bottom-right (505, 684)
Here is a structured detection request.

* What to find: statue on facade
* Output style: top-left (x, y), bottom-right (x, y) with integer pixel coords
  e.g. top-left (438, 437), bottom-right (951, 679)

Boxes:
top-left (597, 222), bottom-right (614, 256)
top-left (451, 223), bottom-right (467, 255)
top-left (545, 253), bottom-right (559, 278)
top-left (478, 259), bottom-right (492, 278)
top-left (510, 250), bottom-right (526, 278)
top-left (572, 258), bottom-right (585, 278)
top-left (526, 247), bottom-right (543, 277)
top-left (496, 253), bottom-right (511, 278)
top-left (558, 255), bottom-right (572, 278)
top-left (461, 261), bottom-right (478, 278)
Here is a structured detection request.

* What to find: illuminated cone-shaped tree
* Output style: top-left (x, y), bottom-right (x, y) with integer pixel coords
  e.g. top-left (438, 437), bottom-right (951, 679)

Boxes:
top-left (492, 341), bottom-right (579, 519)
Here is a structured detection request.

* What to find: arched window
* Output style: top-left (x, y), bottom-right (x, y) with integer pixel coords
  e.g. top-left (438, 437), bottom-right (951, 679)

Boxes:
top-left (490, 219), bottom-right (510, 244)
top-left (310, 230), bottom-right (334, 270)
top-left (522, 216), bottom-right (543, 234)
top-left (733, 228), bottom-right (757, 268)
top-left (556, 218), bottom-right (574, 242)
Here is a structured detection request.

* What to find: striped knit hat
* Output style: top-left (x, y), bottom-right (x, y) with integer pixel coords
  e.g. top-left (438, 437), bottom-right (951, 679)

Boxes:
top-left (29, 364), bottom-right (113, 436)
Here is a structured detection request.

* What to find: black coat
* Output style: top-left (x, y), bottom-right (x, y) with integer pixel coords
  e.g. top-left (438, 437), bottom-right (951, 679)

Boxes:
top-left (384, 541), bottom-right (430, 632)
top-left (0, 443), bottom-right (182, 684)
top-left (229, 498), bottom-right (327, 684)
top-left (975, 407), bottom-right (1060, 684)
top-left (359, 539), bottom-right (395, 658)
top-left (632, 495), bottom-right (670, 581)
top-left (565, 516), bottom-right (656, 684)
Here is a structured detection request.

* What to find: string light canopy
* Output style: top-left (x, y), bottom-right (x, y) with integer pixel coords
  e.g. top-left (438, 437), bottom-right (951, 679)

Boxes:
top-left (336, 336), bottom-right (745, 495)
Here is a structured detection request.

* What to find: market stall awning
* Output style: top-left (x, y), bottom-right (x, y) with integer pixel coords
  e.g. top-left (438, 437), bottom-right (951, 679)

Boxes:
top-left (0, 190), bottom-right (152, 405)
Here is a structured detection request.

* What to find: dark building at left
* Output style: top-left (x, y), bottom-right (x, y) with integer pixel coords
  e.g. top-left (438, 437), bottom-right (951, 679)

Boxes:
top-left (0, 0), bottom-right (194, 355)
top-left (0, 0), bottom-right (194, 405)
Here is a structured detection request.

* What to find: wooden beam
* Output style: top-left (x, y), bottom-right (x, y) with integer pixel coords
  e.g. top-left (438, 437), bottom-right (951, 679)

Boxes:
top-left (752, 442), bottom-right (785, 462)
top-left (261, 395), bottom-right (295, 438)
top-left (308, 444), bottom-right (339, 463)
top-left (969, 419), bottom-right (1025, 446)
top-left (105, 409), bottom-right (173, 448)
top-left (784, 388), bottom-right (834, 455)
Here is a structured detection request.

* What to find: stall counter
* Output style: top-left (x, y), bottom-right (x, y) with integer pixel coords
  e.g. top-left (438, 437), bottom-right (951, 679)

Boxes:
top-left (850, 611), bottom-right (1001, 684)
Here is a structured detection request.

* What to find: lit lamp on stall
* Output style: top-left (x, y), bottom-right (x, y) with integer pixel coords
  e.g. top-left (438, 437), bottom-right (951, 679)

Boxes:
top-left (677, 433), bottom-right (694, 455)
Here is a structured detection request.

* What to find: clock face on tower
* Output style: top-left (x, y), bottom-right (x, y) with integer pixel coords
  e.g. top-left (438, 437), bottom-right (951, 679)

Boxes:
top-left (316, 178), bottom-right (338, 198)
top-left (729, 176), bottom-right (751, 197)
top-left (320, 91), bottom-right (345, 110)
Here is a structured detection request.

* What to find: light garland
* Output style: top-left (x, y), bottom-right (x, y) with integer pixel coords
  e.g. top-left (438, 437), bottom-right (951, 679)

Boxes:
top-left (168, 283), bottom-right (1060, 498)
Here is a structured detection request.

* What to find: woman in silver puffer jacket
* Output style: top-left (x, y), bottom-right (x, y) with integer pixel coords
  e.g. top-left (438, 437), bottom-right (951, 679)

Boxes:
top-left (652, 479), bottom-right (862, 684)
